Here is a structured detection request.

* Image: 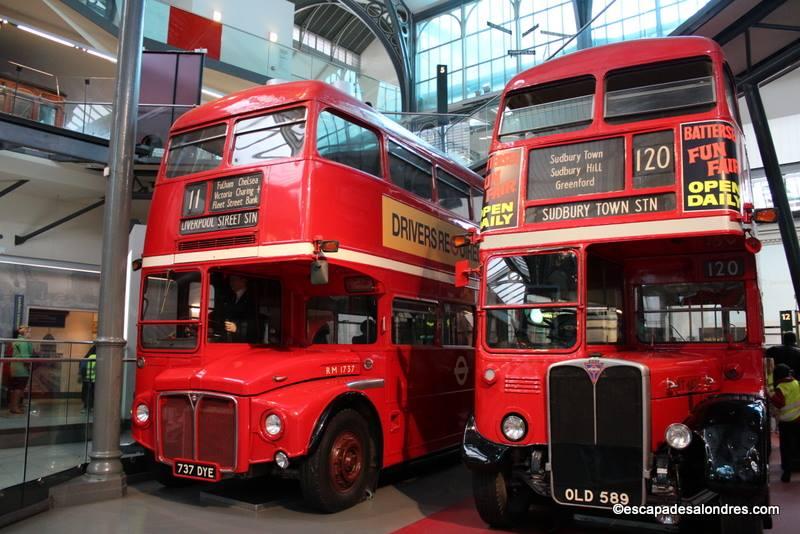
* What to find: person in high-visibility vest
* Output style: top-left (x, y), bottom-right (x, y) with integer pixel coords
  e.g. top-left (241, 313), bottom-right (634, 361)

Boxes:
top-left (770, 363), bottom-right (800, 482)
top-left (79, 345), bottom-right (96, 413)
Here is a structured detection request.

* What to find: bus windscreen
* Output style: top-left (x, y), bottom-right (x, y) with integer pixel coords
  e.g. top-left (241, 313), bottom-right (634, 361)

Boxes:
top-left (165, 124), bottom-right (227, 178)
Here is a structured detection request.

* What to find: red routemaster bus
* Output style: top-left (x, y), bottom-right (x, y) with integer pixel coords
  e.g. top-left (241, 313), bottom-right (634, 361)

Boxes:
top-left (459, 37), bottom-right (771, 532)
top-left (131, 81), bottom-right (482, 512)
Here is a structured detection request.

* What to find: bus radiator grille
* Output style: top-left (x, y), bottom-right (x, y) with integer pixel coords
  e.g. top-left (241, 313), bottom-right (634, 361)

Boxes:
top-left (159, 392), bottom-right (237, 470)
top-left (196, 397), bottom-right (237, 469)
top-left (548, 361), bottom-right (646, 508)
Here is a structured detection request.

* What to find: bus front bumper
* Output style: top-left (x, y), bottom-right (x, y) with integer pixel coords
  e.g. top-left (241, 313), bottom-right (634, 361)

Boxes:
top-left (462, 415), bottom-right (512, 471)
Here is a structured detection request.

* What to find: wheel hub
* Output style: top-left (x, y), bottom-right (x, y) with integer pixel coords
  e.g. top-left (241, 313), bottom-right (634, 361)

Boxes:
top-left (330, 431), bottom-right (363, 493)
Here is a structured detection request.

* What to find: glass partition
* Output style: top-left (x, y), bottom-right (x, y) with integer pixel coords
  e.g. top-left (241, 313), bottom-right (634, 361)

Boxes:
top-left (0, 338), bottom-right (138, 512)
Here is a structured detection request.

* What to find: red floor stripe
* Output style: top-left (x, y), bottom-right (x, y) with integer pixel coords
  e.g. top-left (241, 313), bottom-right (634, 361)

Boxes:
top-left (392, 498), bottom-right (495, 534)
top-left (395, 435), bottom-right (799, 533)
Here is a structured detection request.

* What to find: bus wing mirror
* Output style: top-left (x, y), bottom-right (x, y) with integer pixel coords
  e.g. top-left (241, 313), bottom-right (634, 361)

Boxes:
top-left (311, 259), bottom-right (329, 285)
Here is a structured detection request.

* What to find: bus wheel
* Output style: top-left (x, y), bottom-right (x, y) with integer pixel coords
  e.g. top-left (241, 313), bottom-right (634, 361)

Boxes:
top-left (300, 409), bottom-right (376, 513)
top-left (719, 495), bottom-right (763, 534)
top-left (472, 469), bottom-right (530, 528)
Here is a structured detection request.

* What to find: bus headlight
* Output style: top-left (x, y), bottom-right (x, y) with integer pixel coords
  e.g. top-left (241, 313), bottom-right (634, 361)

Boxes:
top-left (134, 403), bottom-right (150, 424)
top-left (665, 423), bottom-right (692, 450)
top-left (264, 413), bottom-right (283, 438)
top-left (501, 414), bottom-right (527, 441)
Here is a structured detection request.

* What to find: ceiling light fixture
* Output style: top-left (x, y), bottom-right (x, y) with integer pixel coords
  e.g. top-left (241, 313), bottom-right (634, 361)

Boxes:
top-left (86, 48), bottom-right (117, 63)
top-left (17, 24), bottom-right (75, 47)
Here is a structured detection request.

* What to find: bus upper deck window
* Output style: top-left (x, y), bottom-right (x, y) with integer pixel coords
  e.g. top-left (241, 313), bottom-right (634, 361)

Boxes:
top-left (165, 123), bottom-right (227, 178)
top-left (388, 141), bottom-right (433, 200)
top-left (471, 187), bottom-right (483, 224)
top-left (724, 67), bottom-right (742, 126)
top-left (436, 168), bottom-right (470, 219)
top-left (233, 107), bottom-right (306, 165)
top-left (605, 58), bottom-right (715, 122)
top-left (316, 110), bottom-right (382, 178)
top-left (498, 76), bottom-right (595, 141)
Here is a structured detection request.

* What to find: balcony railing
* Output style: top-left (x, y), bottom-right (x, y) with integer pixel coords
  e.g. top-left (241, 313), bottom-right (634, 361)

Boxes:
top-left (0, 76), bottom-right (193, 149)
top-left (67, 0), bottom-right (402, 113)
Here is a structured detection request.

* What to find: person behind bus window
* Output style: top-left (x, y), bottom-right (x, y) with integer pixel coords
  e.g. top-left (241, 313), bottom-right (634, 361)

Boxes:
top-left (9, 326), bottom-right (32, 415)
top-left (312, 323), bottom-right (331, 344)
top-left (550, 312), bottom-right (577, 348)
top-left (352, 319), bottom-right (376, 344)
top-left (770, 363), bottom-right (800, 483)
top-left (216, 274), bottom-right (258, 343)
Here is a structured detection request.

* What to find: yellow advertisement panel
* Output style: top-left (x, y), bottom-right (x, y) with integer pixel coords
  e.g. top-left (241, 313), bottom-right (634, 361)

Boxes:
top-left (382, 196), bottom-right (478, 267)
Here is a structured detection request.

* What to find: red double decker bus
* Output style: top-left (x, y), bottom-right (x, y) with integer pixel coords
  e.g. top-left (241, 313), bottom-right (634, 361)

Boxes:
top-left (461, 37), bottom-right (771, 532)
top-left (131, 81), bottom-right (482, 512)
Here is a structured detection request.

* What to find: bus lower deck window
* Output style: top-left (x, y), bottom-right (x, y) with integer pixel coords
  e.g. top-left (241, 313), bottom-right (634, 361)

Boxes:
top-left (306, 296), bottom-right (377, 344)
top-left (393, 299), bottom-right (436, 345)
top-left (443, 304), bottom-right (474, 346)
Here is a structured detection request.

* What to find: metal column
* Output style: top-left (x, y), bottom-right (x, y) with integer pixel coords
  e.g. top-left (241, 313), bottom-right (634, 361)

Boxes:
top-left (87, 0), bottom-right (145, 483)
top-left (743, 83), bottom-right (800, 310)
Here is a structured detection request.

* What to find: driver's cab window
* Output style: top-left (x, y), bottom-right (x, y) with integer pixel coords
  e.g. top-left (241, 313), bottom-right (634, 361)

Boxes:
top-left (484, 251), bottom-right (578, 350)
top-left (306, 296), bottom-right (377, 344)
top-left (207, 271), bottom-right (281, 344)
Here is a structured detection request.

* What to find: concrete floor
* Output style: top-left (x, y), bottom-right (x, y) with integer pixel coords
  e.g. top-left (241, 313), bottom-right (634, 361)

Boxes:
top-left (4, 440), bottom-right (800, 533)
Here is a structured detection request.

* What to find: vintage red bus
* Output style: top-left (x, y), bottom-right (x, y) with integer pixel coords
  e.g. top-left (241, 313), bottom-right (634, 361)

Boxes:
top-left (131, 80), bottom-right (482, 512)
top-left (0, 75), bottom-right (65, 126)
top-left (460, 37), bottom-right (771, 532)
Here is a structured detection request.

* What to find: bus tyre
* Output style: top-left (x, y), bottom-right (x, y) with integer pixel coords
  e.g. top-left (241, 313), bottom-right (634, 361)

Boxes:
top-left (300, 409), bottom-right (376, 513)
top-left (719, 495), bottom-right (763, 534)
top-left (472, 469), bottom-right (529, 529)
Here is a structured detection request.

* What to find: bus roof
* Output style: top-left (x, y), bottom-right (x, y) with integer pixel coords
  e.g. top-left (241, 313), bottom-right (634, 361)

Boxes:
top-left (505, 36), bottom-right (723, 93)
top-left (172, 80), bottom-right (479, 182)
